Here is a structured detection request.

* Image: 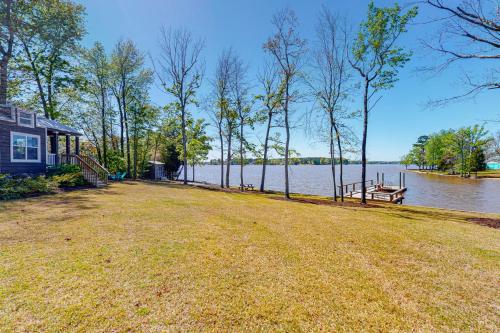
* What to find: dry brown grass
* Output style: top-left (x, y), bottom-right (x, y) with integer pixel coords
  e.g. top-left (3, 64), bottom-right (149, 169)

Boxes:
top-left (0, 182), bottom-right (499, 332)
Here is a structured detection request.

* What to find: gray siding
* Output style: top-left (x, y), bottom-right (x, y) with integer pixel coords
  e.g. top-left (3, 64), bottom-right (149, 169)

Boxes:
top-left (0, 118), bottom-right (47, 175)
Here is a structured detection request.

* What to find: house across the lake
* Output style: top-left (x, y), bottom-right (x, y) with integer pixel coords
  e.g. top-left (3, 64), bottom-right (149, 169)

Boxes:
top-left (487, 162), bottom-right (500, 170)
top-left (0, 103), bottom-right (82, 176)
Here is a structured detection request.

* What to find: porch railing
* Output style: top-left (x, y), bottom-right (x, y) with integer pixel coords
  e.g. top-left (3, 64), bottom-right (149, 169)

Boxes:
top-left (77, 154), bottom-right (109, 186)
top-left (47, 153), bottom-right (56, 166)
top-left (59, 153), bottom-right (109, 187)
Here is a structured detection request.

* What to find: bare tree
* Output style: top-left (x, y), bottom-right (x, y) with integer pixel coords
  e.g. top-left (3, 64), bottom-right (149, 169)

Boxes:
top-left (231, 53), bottom-right (252, 190)
top-left (490, 130), bottom-right (500, 161)
top-left (155, 27), bottom-right (204, 185)
top-left (256, 60), bottom-right (283, 192)
top-left (422, 0), bottom-right (499, 106)
top-left (263, 8), bottom-right (306, 199)
top-left (0, 0), bottom-right (14, 104)
top-left (224, 87), bottom-right (238, 188)
top-left (309, 7), bottom-right (351, 201)
top-left (211, 49), bottom-right (234, 188)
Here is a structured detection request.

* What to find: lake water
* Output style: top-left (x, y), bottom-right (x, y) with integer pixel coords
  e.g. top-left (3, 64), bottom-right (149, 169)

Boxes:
top-left (187, 164), bottom-right (500, 214)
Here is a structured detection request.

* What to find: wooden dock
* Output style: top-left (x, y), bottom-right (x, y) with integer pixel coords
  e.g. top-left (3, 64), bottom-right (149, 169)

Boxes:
top-left (337, 172), bottom-right (407, 204)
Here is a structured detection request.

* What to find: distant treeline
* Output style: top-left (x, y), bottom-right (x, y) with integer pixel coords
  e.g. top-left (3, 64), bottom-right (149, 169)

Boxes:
top-left (208, 157), bottom-right (400, 166)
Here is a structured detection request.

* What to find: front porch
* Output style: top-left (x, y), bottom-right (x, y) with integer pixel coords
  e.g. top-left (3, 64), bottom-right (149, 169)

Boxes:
top-left (37, 115), bottom-right (82, 167)
top-left (46, 131), bottom-right (80, 167)
top-left (41, 123), bottom-right (108, 187)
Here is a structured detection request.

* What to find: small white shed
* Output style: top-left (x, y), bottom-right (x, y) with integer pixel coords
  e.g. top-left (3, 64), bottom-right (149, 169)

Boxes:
top-left (147, 161), bottom-right (165, 180)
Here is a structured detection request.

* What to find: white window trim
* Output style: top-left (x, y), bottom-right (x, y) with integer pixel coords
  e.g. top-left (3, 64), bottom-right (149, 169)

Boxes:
top-left (10, 131), bottom-right (41, 163)
top-left (0, 106), bottom-right (15, 122)
top-left (17, 110), bottom-right (35, 128)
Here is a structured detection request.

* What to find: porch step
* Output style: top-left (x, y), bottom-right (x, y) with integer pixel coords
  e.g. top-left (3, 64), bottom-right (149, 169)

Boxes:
top-left (96, 181), bottom-right (107, 188)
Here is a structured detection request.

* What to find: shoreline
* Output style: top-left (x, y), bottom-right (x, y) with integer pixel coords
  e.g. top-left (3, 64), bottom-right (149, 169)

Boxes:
top-left (161, 179), bottom-right (500, 217)
top-left (405, 169), bottom-right (500, 180)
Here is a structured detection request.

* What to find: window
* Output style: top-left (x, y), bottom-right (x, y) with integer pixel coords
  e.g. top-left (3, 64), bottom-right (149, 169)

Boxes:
top-left (0, 106), bottom-right (15, 122)
top-left (11, 132), bottom-right (40, 163)
top-left (18, 111), bottom-right (34, 127)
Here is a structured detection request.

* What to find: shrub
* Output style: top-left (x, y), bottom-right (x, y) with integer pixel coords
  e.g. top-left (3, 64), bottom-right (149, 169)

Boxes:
top-left (106, 150), bottom-right (126, 174)
top-left (51, 172), bottom-right (87, 188)
top-left (47, 164), bottom-right (82, 176)
top-left (0, 175), bottom-right (57, 200)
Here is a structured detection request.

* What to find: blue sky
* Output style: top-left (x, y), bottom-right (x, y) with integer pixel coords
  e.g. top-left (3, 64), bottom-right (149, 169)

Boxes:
top-left (75, 0), bottom-right (499, 161)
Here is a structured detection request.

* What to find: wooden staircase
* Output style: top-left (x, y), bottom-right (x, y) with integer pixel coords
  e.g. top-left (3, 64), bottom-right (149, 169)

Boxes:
top-left (61, 154), bottom-right (109, 187)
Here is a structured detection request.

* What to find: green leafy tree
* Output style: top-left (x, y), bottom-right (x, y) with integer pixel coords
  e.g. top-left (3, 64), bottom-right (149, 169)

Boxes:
top-left (186, 118), bottom-right (211, 182)
top-left (16, 0), bottom-right (86, 119)
top-left (400, 154), bottom-right (412, 169)
top-left (128, 100), bottom-right (157, 179)
top-left (80, 42), bottom-right (111, 167)
top-left (350, 1), bottom-right (417, 204)
top-left (110, 39), bottom-right (151, 176)
top-left (425, 133), bottom-right (446, 170)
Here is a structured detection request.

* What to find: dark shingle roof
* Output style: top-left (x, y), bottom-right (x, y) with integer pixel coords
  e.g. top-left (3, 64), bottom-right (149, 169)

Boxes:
top-left (37, 116), bottom-right (82, 136)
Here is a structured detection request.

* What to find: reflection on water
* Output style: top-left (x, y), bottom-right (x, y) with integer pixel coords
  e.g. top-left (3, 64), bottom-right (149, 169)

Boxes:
top-left (188, 164), bottom-right (500, 214)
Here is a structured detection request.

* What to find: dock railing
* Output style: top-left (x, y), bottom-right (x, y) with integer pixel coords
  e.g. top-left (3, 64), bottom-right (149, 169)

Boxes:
top-left (338, 180), bottom-right (375, 197)
top-left (337, 172), bottom-right (408, 203)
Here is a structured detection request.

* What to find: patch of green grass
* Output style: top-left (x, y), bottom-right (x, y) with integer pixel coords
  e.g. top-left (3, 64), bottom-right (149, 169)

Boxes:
top-left (408, 168), bottom-right (500, 179)
top-left (477, 169), bottom-right (500, 178)
top-left (0, 182), bottom-right (498, 331)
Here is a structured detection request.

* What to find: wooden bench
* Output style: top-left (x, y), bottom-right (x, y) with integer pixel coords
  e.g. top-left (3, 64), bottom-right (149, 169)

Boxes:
top-left (240, 184), bottom-right (254, 191)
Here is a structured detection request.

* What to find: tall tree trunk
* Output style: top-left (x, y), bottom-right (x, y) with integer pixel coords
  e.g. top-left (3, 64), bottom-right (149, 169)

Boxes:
top-left (260, 113), bottom-right (272, 192)
top-left (333, 122), bottom-right (344, 202)
top-left (330, 113), bottom-right (337, 201)
top-left (239, 121), bottom-right (244, 190)
top-left (22, 41), bottom-right (49, 118)
top-left (0, 58), bottom-right (8, 104)
top-left (47, 60), bottom-right (54, 119)
top-left (284, 80), bottom-right (290, 199)
top-left (192, 164), bottom-right (195, 182)
top-left (219, 126), bottom-right (224, 188)
top-left (0, 0), bottom-right (13, 105)
top-left (100, 89), bottom-right (107, 168)
top-left (153, 132), bottom-right (161, 163)
top-left (120, 79), bottom-right (131, 177)
top-left (225, 132), bottom-right (232, 188)
top-left (361, 78), bottom-right (369, 204)
top-left (133, 131), bottom-right (138, 179)
top-left (181, 107), bottom-right (188, 185)
top-left (117, 98), bottom-right (124, 157)
top-left (123, 108), bottom-right (131, 178)
top-left (141, 131), bottom-right (151, 175)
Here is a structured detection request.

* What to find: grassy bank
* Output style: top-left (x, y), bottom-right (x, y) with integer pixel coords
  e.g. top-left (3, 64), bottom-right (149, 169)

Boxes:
top-left (407, 168), bottom-right (500, 179)
top-left (476, 169), bottom-right (500, 179)
top-left (0, 182), bottom-right (499, 331)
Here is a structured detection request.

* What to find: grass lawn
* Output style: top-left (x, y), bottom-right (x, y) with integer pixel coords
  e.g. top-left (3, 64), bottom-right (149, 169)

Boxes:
top-left (477, 169), bottom-right (500, 179)
top-left (408, 168), bottom-right (500, 179)
top-left (0, 182), bottom-right (499, 332)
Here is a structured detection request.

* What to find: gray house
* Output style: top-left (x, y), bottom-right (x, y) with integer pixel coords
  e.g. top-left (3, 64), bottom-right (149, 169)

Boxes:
top-left (0, 104), bottom-right (82, 176)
